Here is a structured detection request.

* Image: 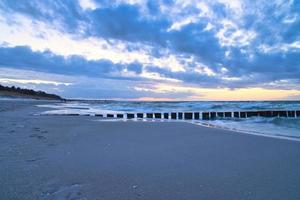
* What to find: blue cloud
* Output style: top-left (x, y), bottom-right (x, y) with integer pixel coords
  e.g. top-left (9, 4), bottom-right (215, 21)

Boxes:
top-left (86, 4), bottom-right (170, 45)
top-left (0, 0), bottom-right (84, 33)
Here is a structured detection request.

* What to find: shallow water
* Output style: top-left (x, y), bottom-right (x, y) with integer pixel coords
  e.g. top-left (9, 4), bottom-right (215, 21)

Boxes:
top-left (38, 101), bottom-right (300, 140)
top-left (195, 117), bottom-right (300, 139)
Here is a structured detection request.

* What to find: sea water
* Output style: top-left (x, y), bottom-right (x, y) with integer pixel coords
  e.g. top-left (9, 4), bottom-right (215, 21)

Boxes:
top-left (38, 101), bottom-right (300, 140)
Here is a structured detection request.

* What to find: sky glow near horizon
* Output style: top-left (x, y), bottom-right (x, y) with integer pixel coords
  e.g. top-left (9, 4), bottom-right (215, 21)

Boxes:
top-left (0, 0), bottom-right (300, 100)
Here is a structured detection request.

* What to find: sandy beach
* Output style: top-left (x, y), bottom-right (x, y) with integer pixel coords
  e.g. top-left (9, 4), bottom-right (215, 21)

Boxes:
top-left (1, 100), bottom-right (300, 200)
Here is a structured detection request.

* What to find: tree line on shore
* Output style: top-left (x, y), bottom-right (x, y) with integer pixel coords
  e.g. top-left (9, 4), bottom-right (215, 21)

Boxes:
top-left (0, 84), bottom-right (64, 100)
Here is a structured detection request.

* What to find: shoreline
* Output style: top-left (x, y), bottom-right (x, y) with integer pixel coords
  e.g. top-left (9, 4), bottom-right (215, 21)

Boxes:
top-left (35, 100), bottom-right (300, 141)
top-left (3, 97), bottom-right (298, 142)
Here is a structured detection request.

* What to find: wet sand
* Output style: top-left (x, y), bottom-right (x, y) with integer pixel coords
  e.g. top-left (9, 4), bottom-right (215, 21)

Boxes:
top-left (1, 100), bottom-right (300, 200)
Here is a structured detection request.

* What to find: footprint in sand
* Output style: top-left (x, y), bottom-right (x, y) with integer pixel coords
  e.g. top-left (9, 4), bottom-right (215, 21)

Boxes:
top-left (33, 127), bottom-right (41, 131)
top-left (29, 133), bottom-right (47, 140)
top-left (30, 127), bottom-right (49, 140)
top-left (16, 124), bottom-right (25, 128)
top-left (25, 157), bottom-right (44, 162)
top-left (33, 127), bottom-right (48, 134)
top-left (42, 183), bottom-right (84, 200)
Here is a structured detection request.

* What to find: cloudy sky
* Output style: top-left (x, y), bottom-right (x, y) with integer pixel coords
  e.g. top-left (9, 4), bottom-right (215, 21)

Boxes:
top-left (0, 0), bottom-right (299, 100)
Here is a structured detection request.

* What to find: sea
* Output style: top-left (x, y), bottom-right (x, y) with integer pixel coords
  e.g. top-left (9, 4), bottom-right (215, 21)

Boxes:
top-left (38, 100), bottom-right (300, 141)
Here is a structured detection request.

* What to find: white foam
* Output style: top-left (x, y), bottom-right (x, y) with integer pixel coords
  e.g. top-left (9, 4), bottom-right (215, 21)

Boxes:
top-left (189, 119), bottom-right (300, 142)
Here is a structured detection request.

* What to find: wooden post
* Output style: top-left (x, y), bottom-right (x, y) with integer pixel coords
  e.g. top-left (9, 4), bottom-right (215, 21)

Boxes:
top-left (117, 114), bottom-right (124, 118)
top-left (217, 112), bottom-right (224, 118)
top-left (240, 112), bottom-right (246, 118)
top-left (184, 112), bottom-right (193, 120)
top-left (225, 112), bottom-right (232, 118)
top-left (107, 114), bottom-right (114, 118)
top-left (210, 112), bottom-right (216, 119)
top-left (137, 113), bottom-right (144, 118)
top-left (154, 113), bottom-right (162, 119)
top-left (202, 112), bottom-right (210, 120)
top-left (194, 112), bottom-right (200, 120)
top-left (234, 112), bottom-right (239, 118)
top-left (163, 113), bottom-right (169, 119)
top-left (178, 112), bottom-right (183, 119)
top-left (127, 113), bottom-right (135, 119)
top-left (171, 112), bottom-right (177, 119)
top-left (146, 113), bottom-right (153, 118)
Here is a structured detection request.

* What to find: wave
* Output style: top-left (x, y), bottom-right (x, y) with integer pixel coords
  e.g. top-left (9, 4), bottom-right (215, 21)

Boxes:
top-left (37, 101), bottom-right (300, 139)
top-left (204, 117), bottom-right (300, 139)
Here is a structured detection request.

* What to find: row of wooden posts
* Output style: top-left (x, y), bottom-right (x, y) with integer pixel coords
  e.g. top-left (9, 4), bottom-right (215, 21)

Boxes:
top-left (90, 110), bottom-right (300, 120)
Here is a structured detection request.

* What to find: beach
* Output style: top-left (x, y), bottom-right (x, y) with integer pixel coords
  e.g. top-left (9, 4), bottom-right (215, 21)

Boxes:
top-left (1, 100), bottom-right (300, 200)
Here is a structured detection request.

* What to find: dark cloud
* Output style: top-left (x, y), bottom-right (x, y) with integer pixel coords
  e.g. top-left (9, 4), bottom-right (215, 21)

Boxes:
top-left (223, 47), bottom-right (300, 82)
top-left (86, 4), bottom-right (170, 45)
top-left (168, 23), bottom-right (225, 70)
top-left (0, 46), bottom-right (143, 78)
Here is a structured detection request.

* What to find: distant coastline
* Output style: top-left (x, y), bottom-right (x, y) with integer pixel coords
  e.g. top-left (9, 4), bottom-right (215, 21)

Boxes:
top-left (0, 84), bottom-right (65, 101)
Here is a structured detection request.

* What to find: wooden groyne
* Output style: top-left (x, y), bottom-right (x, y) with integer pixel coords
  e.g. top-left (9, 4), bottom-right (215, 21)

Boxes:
top-left (88, 110), bottom-right (300, 120)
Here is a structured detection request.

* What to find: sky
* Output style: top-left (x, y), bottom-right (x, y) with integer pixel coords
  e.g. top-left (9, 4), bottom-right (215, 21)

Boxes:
top-left (0, 0), bottom-right (299, 101)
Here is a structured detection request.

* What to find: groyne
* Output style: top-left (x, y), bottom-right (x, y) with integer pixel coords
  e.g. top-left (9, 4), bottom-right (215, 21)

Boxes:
top-left (58, 110), bottom-right (300, 120)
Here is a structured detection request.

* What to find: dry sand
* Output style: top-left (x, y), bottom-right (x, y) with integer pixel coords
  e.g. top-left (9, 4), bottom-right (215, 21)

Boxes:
top-left (1, 100), bottom-right (300, 200)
